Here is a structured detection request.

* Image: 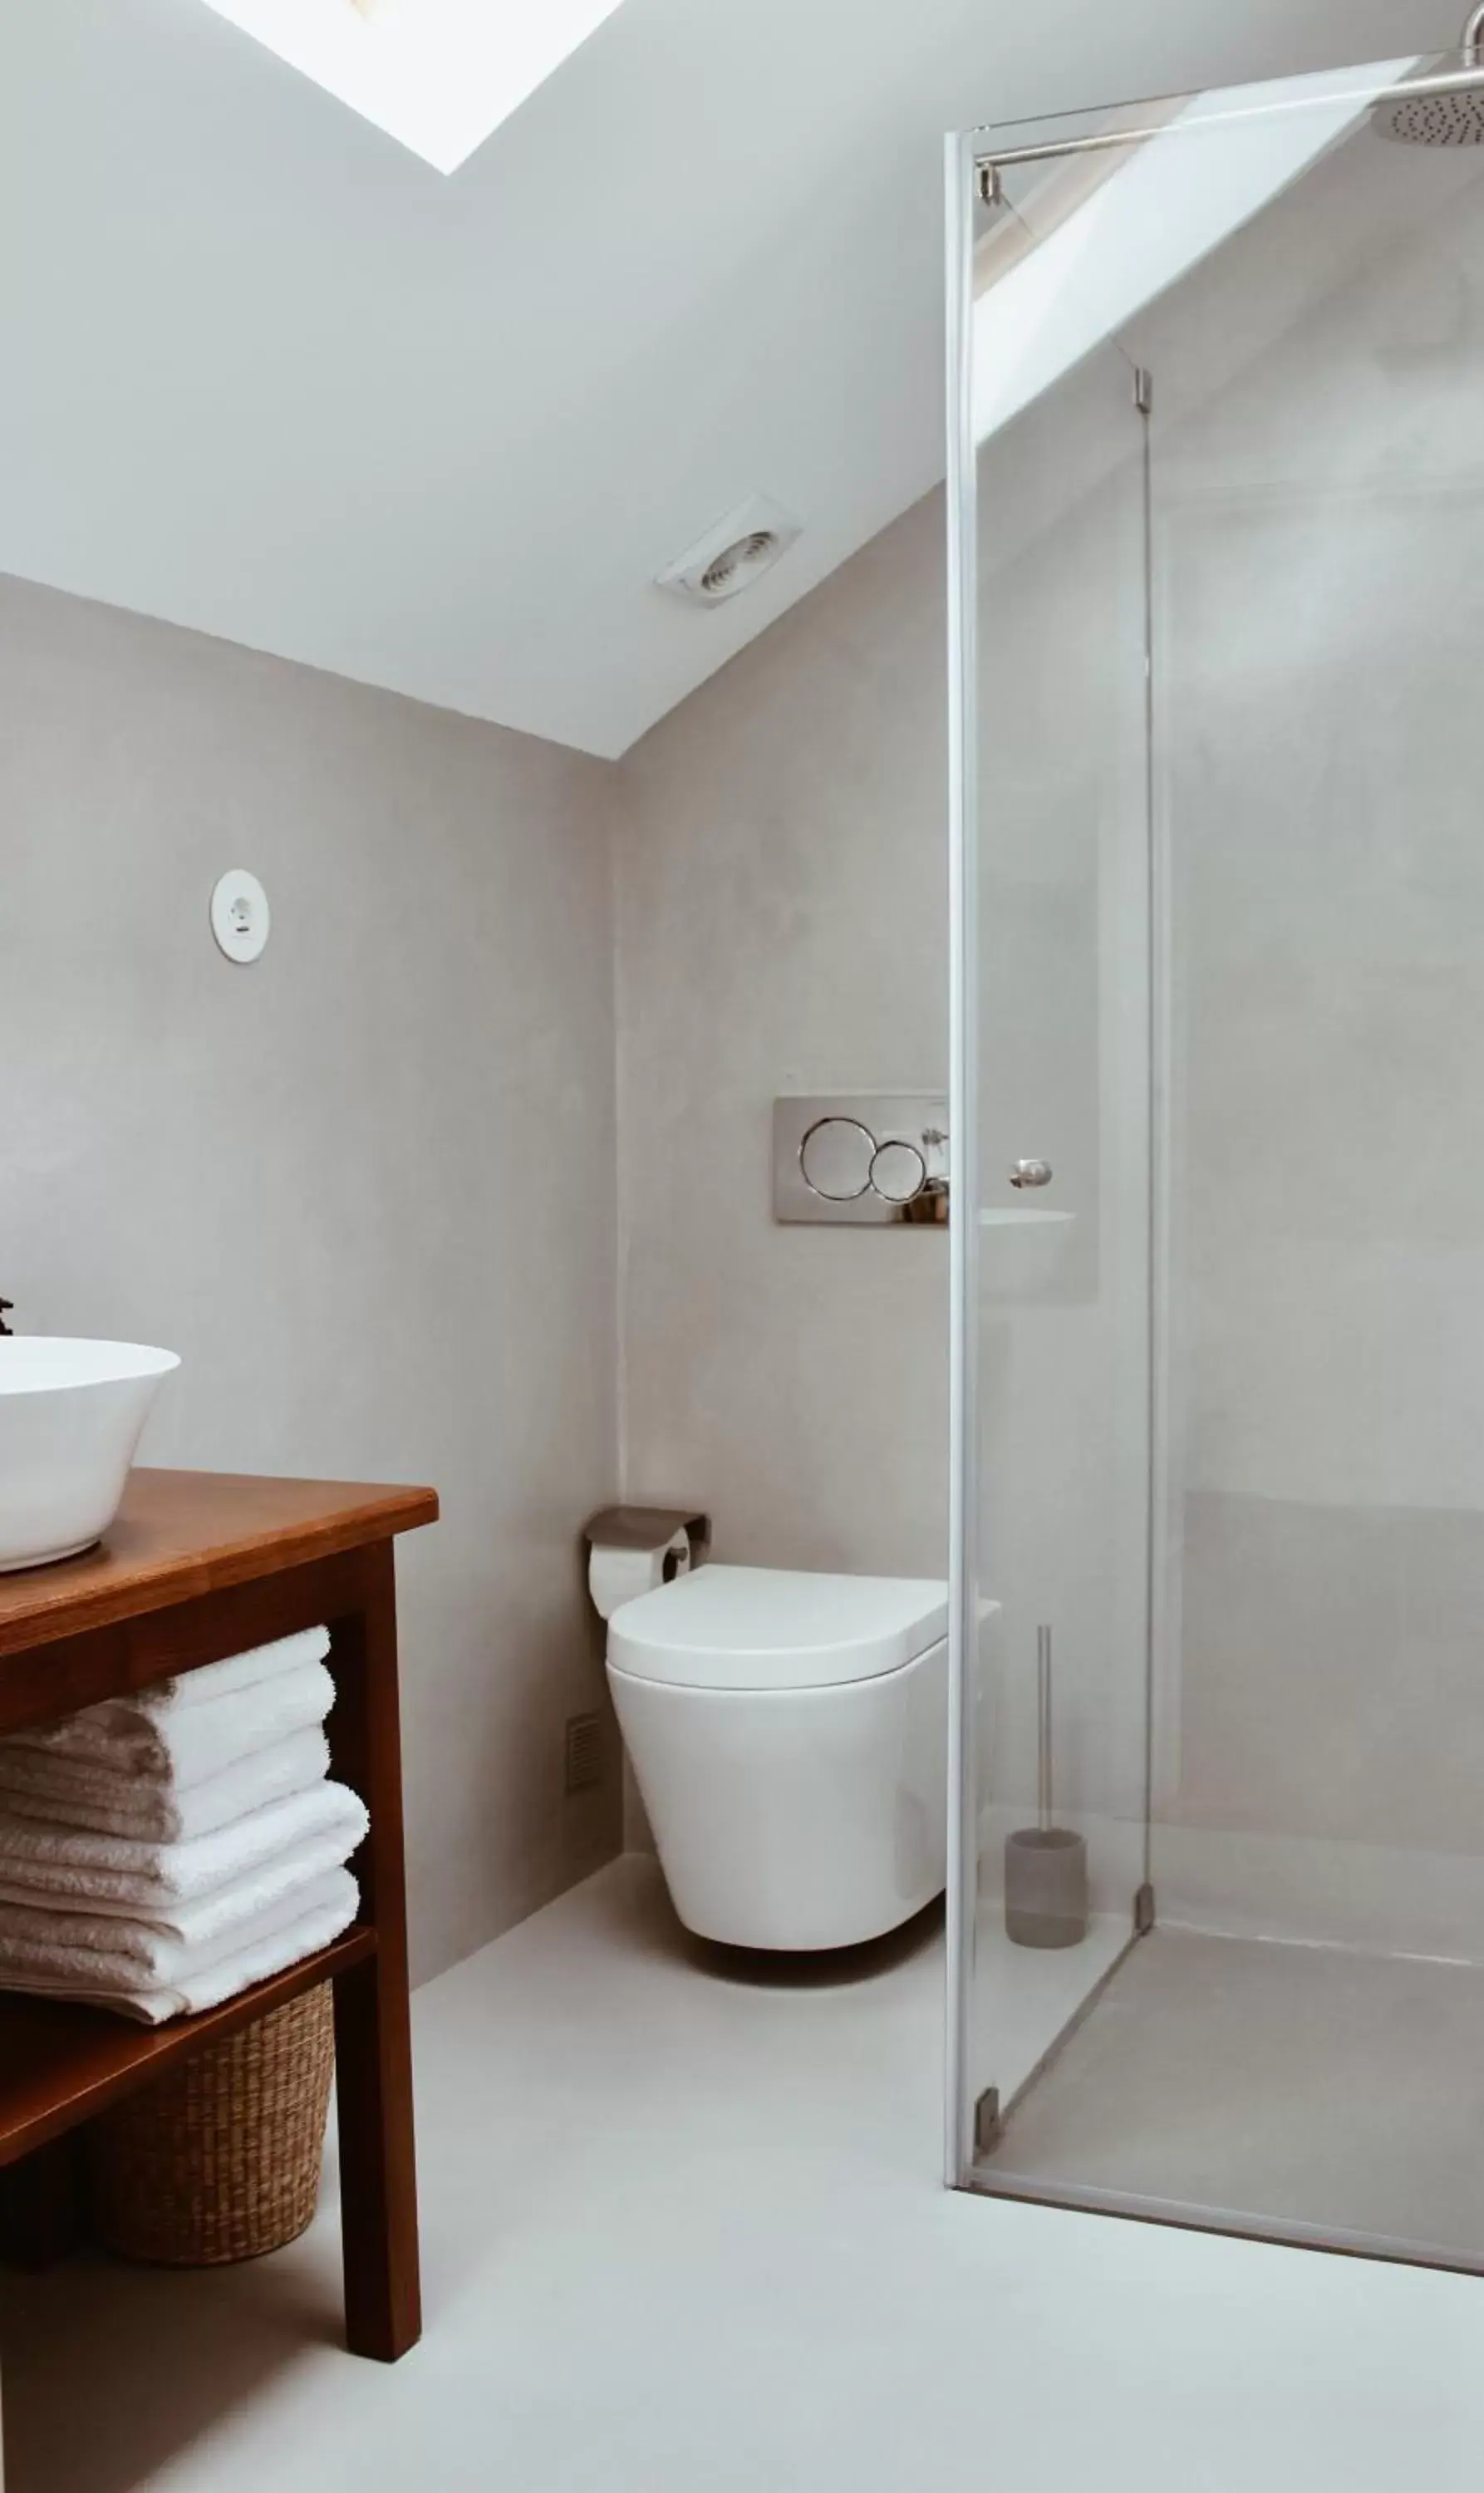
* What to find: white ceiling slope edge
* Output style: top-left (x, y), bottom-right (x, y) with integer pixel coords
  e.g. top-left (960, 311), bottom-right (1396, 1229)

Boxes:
top-left (0, 0), bottom-right (1444, 759)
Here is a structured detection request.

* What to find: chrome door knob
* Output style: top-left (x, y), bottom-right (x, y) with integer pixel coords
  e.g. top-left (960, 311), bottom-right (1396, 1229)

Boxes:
top-left (1010, 1158), bottom-right (1053, 1190)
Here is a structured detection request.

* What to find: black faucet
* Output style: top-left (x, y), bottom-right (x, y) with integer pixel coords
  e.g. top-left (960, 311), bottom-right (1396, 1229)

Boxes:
top-left (0, 1299), bottom-right (12, 1337)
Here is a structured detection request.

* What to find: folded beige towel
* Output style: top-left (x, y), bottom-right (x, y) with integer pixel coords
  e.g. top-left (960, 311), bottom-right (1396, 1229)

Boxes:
top-left (4, 1660), bottom-right (334, 1788)
top-left (0, 1728), bottom-right (332, 1843)
top-left (0, 1868), bottom-right (356, 1992)
top-left (0, 1782), bottom-right (367, 1909)
top-left (0, 1878), bottom-right (361, 2023)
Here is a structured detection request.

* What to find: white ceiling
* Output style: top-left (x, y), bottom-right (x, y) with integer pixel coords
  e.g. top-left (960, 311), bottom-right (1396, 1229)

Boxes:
top-left (0, 0), bottom-right (1450, 757)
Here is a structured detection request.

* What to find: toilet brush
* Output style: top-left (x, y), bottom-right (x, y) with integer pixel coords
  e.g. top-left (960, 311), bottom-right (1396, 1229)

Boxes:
top-left (1004, 1626), bottom-right (1089, 1950)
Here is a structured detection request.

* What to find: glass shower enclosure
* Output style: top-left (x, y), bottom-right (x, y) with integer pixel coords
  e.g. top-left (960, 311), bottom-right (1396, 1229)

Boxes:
top-left (945, 35), bottom-right (1484, 2273)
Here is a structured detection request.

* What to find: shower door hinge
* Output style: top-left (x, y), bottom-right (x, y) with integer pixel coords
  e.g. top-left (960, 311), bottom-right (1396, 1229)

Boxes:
top-left (1133, 1881), bottom-right (1156, 1935)
top-left (1133, 366), bottom-right (1153, 416)
top-left (973, 2086), bottom-right (1003, 2157)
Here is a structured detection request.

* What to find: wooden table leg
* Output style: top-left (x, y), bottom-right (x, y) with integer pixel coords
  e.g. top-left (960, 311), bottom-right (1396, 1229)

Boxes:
top-left (328, 1545), bottom-right (421, 2362)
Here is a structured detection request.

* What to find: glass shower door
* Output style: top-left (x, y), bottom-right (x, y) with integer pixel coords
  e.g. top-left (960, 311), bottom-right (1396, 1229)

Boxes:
top-left (947, 276), bottom-right (1156, 2166)
top-left (948, 42), bottom-right (1484, 2273)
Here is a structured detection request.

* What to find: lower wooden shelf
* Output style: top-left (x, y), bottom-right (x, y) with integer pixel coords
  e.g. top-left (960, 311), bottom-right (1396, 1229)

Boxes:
top-left (0, 1926), bottom-right (377, 2167)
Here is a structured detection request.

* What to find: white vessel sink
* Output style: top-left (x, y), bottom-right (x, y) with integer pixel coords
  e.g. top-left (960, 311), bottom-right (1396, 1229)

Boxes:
top-left (0, 1339), bottom-right (179, 1573)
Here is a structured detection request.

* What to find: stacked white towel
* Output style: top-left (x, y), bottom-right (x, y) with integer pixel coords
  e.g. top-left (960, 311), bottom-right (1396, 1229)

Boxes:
top-left (0, 1628), bottom-right (366, 2023)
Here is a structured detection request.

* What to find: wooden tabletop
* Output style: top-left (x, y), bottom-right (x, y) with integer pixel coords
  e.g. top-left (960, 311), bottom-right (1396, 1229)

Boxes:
top-left (0, 1468), bottom-right (440, 1659)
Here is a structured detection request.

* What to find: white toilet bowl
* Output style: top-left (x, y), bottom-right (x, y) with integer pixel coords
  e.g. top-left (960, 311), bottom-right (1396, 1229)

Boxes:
top-left (607, 1565), bottom-right (948, 1950)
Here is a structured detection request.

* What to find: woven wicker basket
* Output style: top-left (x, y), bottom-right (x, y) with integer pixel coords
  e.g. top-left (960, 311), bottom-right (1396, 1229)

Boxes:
top-left (86, 1984), bottom-right (335, 2267)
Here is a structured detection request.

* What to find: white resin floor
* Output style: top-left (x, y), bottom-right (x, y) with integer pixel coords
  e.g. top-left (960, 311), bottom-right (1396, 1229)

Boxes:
top-left (2, 1857), bottom-right (1483, 2492)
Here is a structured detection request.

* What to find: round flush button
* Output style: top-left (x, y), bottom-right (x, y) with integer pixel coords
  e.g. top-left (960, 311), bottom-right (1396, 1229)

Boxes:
top-left (210, 869), bottom-right (271, 965)
top-left (870, 1139), bottom-right (927, 1205)
top-left (799, 1116), bottom-right (877, 1202)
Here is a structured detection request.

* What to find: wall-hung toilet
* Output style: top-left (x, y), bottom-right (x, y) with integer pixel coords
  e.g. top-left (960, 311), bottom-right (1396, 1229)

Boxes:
top-left (604, 1565), bottom-right (949, 1950)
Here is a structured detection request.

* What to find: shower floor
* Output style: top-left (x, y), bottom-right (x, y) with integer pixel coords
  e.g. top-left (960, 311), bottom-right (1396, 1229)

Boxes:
top-left (975, 1926), bottom-right (1484, 2270)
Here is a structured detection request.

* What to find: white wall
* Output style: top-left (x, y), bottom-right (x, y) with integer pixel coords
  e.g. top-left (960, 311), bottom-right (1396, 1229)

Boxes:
top-left (0, 578), bottom-right (621, 1982)
top-left (0, 0), bottom-right (1444, 760)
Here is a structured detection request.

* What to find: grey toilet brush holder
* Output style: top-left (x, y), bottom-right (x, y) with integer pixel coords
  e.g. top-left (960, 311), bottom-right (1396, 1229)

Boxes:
top-left (1005, 1626), bottom-right (1088, 1950)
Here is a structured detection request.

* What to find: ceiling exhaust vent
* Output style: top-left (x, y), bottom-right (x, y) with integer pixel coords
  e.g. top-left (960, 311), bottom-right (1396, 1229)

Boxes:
top-left (656, 495), bottom-right (803, 608)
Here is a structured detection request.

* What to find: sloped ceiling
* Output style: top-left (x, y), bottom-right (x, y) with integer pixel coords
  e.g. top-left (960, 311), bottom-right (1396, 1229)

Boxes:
top-left (0, 0), bottom-right (1445, 756)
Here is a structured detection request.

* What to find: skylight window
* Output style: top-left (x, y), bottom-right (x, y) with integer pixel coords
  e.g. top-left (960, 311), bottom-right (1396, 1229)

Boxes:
top-left (200, 0), bottom-right (627, 174)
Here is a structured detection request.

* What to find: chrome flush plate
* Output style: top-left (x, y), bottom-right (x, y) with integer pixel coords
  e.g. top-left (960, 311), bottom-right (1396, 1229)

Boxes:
top-left (772, 1096), bottom-right (949, 1227)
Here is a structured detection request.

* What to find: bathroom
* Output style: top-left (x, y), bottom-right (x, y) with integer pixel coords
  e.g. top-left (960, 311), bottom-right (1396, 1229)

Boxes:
top-left (2, 0), bottom-right (1483, 2483)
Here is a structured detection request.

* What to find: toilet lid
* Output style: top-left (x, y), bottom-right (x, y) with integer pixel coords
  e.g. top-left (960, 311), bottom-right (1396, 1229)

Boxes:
top-left (607, 1565), bottom-right (949, 1692)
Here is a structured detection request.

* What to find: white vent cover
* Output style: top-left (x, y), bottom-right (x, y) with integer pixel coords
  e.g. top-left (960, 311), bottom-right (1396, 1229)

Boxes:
top-left (656, 494), bottom-right (803, 607)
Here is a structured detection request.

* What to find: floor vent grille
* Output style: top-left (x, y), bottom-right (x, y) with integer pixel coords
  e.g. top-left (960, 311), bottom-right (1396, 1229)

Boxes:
top-left (564, 1712), bottom-right (604, 1796)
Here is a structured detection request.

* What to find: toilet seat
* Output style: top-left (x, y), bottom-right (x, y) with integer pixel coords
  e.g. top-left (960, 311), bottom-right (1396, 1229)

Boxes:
top-left (607, 1564), bottom-right (947, 1693)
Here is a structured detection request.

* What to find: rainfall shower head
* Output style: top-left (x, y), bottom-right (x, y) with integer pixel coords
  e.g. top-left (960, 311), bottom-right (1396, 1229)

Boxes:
top-left (1375, 6), bottom-right (1484, 143)
top-left (1378, 83), bottom-right (1484, 143)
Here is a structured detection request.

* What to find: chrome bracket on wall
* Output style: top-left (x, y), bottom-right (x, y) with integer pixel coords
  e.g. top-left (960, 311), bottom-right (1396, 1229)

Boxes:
top-left (772, 1095), bottom-right (949, 1227)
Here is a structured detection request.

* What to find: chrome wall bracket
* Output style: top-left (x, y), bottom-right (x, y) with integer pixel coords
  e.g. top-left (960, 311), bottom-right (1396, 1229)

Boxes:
top-left (973, 2086), bottom-right (1003, 2156)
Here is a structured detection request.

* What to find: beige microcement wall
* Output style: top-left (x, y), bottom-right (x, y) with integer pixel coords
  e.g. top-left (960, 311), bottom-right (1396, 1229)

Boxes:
top-left (0, 508), bottom-right (955, 1947)
top-left (615, 494), bottom-right (951, 1587)
top-left (0, 576), bottom-right (621, 1984)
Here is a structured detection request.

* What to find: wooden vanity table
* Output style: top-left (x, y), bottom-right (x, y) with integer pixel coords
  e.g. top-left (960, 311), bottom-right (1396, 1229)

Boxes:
top-left (0, 1467), bottom-right (438, 2363)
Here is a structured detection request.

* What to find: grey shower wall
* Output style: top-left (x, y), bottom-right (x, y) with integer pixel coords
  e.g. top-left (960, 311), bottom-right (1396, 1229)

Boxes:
top-left (0, 575), bottom-right (621, 1984)
top-left (1137, 126), bottom-right (1484, 1929)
